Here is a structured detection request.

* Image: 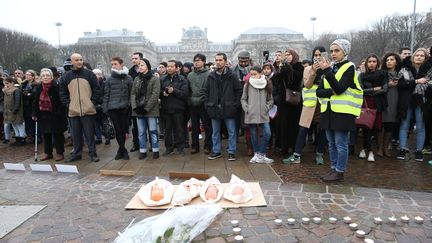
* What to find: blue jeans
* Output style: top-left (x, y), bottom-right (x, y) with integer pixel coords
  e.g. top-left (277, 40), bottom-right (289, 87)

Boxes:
top-left (211, 118), bottom-right (236, 154)
top-left (326, 130), bottom-right (349, 172)
top-left (399, 105), bottom-right (425, 151)
top-left (249, 123), bottom-right (270, 154)
top-left (136, 117), bottom-right (159, 153)
top-left (294, 126), bottom-right (326, 155)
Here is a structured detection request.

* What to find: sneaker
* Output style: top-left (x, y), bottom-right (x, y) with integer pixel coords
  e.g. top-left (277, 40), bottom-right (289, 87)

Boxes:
top-left (367, 151), bottom-right (375, 162)
top-left (123, 152), bottom-right (130, 160)
top-left (95, 139), bottom-right (102, 145)
top-left (249, 154), bottom-right (259, 163)
top-left (228, 154), bottom-right (236, 161)
top-left (208, 153), bottom-right (222, 160)
top-left (282, 154), bottom-right (300, 164)
top-left (422, 148), bottom-right (432, 155)
top-left (2, 139), bottom-right (9, 144)
top-left (104, 140), bottom-right (111, 145)
top-left (152, 152), bottom-right (159, 159)
top-left (396, 149), bottom-right (408, 160)
top-left (359, 149), bottom-right (367, 159)
top-left (90, 156), bottom-right (100, 162)
top-left (256, 154), bottom-right (274, 164)
top-left (315, 153), bottom-right (324, 165)
top-left (415, 150), bottom-right (423, 162)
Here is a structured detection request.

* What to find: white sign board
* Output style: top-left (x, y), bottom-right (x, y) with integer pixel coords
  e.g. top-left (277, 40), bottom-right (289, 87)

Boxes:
top-left (55, 164), bottom-right (79, 174)
top-left (30, 164), bottom-right (53, 172)
top-left (3, 163), bottom-right (25, 171)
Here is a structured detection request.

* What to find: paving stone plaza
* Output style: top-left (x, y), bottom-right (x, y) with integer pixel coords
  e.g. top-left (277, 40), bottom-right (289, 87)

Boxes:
top-left (1, 139), bottom-right (432, 242)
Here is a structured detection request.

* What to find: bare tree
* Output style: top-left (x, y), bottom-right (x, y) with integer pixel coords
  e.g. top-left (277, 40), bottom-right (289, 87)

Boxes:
top-left (0, 28), bottom-right (54, 71)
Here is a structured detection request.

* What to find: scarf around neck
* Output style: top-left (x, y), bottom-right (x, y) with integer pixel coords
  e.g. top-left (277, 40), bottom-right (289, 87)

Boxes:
top-left (249, 75), bottom-right (267, 89)
top-left (39, 82), bottom-right (53, 112)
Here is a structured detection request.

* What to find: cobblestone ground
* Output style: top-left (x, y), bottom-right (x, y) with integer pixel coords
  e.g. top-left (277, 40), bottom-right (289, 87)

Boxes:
top-left (1, 171), bottom-right (432, 242)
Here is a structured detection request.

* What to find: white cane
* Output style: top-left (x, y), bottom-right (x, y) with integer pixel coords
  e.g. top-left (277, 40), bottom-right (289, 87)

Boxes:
top-left (34, 120), bottom-right (38, 161)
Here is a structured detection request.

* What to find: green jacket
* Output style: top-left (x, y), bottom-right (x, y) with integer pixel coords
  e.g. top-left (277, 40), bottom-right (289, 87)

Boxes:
top-left (131, 75), bottom-right (160, 117)
top-left (3, 88), bottom-right (24, 124)
top-left (188, 68), bottom-right (209, 106)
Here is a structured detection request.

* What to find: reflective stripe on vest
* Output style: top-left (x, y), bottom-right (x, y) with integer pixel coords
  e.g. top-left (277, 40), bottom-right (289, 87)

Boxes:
top-left (321, 62), bottom-right (363, 117)
top-left (302, 84), bottom-right (318, 107)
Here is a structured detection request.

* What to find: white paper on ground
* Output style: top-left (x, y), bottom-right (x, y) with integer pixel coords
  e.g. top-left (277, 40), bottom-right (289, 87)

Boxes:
top-left (55, 164), bottom-right (79, 173)
top-left (3, 163), bottom-right (26, 171)
top-left (30, 164), bottom-right (53, 172)
top-left (269, 105), bottom-right (278, 119)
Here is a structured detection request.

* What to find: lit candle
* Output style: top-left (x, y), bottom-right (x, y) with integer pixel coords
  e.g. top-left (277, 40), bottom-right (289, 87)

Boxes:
top-left (274, 219), bottom-right (282, 226)
top-left (231, 220), bottom-right (239, 227)
top-left (414, 216), bottom-right (424, 224)
top-left (343, 216), bottom-right (351, 224)
top-left (349, 223), bottom-right (358, 230)
top-left (364, 238), bottom-right (375, 243)
top-left (313, 217), bottom-right (321, 224)
top-left (233, 227), bottom-right (241, 235)
top-left (329, 217), bottom-right (337, 224)
top-left (373, 217), bottom-right (382, 224)
top-left (356, 230), bottom-right (365, 238)
top-left (287, 218), bottom-right (296, 225)
top-left (400, 215), bottom-right (409, 223)
top-left (388, 216), bottom-right (397, 224)
top-left (234, 235), bottom-right (243, 243)
top-left (302, 217), bottom-right (310, 224)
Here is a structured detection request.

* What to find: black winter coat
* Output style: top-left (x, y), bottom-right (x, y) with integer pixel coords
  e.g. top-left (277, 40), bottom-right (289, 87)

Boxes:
top-left (203, 68), bottom-right (243, 119)
top-left (160, 74), bottom-right (189, 114)
top-left (103, 68), bottom-right (133, 112)
top-left (32, 82), bottom-right (67, 133)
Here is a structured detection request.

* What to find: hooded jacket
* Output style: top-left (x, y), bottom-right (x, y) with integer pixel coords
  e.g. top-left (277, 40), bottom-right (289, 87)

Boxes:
top-left (103, 66), bottom-right (133, 112)
top-left (59, 68), bottom-right (102, 117)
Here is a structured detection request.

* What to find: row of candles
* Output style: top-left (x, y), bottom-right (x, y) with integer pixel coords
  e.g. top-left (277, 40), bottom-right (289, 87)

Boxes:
top-left (230, 215), bottom-right (431, 242)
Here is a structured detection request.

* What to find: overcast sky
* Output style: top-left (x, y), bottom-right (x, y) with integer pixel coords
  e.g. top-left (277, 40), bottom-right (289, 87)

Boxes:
top-left (1, 0), bottom-right (430, 46)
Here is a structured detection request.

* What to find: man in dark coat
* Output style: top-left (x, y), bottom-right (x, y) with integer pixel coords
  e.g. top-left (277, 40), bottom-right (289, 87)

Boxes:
top-left (203, 53), bottom-right (243, 161)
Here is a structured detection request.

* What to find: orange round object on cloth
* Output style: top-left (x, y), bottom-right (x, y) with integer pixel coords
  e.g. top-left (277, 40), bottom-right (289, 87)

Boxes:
top-left (205, 185), bottom-right (218, 200)
top-left (151, 185), bottom-right (164, 201)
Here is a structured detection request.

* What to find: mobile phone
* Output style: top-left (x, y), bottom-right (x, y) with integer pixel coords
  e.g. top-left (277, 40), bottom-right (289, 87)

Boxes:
top-left (313, 58), bottom-right (319, 64)
top-left (320, 52), bottom-right (329, 62)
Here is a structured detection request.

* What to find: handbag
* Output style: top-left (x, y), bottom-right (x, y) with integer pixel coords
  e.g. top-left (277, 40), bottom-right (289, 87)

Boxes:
top-left (282, 80), bottom-right (301, 105)
top-left (355, 99), bottom-right (376, 129)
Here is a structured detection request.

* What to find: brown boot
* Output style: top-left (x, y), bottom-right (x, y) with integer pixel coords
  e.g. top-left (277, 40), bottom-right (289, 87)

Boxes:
top-left (321, 171), bottom-right (344, 182)
top-left (376, 132), bottom-right (384, 157)
top-left (383, 132), bottom-right (392, 157)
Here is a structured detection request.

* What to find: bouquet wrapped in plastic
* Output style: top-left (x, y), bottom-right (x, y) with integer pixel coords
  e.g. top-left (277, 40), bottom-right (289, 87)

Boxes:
top-left (114, 205), bottom-right (223, 243)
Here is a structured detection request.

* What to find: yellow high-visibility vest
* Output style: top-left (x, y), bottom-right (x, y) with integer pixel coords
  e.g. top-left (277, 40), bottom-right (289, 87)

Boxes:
top-left (320, 62), bottom-right (363, 117)
top-left (302, 84), bottom-right (319, 107)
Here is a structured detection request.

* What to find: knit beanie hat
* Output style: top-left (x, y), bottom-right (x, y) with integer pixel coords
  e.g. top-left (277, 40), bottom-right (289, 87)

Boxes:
top-left (331, 39), bottom-right (351, 57)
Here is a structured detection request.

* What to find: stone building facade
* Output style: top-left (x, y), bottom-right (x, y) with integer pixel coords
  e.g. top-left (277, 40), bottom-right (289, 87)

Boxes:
top-left (76, 26), bottom-right (309, 71)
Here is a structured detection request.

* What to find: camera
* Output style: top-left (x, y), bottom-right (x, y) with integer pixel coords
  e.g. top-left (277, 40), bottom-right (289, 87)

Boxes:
top-left (263, 51), bottom-right (269, 62)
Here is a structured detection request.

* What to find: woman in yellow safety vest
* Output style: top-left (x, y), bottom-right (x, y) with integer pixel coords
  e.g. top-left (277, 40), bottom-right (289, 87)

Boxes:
top-left (282, 46), bottom-right (328, 165)
top-left (316, 39), bottom-right (363, 182)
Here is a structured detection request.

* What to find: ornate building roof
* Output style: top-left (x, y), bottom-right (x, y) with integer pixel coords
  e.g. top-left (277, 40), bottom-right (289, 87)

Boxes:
top-left (239, 27), bottom-right (305, 40)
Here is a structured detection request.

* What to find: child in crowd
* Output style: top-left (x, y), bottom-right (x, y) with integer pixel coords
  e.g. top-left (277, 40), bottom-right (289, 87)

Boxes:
top-left (241, 66), bottom-right (274, 163)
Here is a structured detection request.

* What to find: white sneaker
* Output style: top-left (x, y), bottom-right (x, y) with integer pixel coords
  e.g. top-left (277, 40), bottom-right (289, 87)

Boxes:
top-left (198, 134), bottom-right (203, 140)
top-left (359, 149), bottom-right (366, 159)
top-left (367, 151), bottom-right (375, 162)
top-left (255, 154), bottom-right (274, 164)
top-left (249, 154), bottom-right (258, 163)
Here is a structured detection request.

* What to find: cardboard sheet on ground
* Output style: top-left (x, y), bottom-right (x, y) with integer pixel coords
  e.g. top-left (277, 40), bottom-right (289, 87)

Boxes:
top-left (125, 182), bottom-right (266, 209)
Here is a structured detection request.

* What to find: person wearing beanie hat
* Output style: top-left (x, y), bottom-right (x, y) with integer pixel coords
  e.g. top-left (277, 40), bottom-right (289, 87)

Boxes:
top-left (183, 62), bottom-right (193, 75)
top-left (316, 38), bottom-right (363, 182)
top-left (63, 58), bottom-right (72, 71)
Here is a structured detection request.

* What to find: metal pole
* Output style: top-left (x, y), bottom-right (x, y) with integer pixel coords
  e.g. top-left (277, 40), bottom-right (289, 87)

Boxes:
top-left (410, 0), bottom-right (416, 51)
top-left (311, 17), bottom-right (317, 41)
top-left (55, 22), bottom-right (62, 48)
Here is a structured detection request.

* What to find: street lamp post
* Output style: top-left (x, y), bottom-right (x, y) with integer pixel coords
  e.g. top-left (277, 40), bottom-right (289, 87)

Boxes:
top-left (55, 22), bottom-right (62, 48)
top-left (310, 17), bottom-right (317, 41)
top-left (410, 0), bottom-right (416, 51)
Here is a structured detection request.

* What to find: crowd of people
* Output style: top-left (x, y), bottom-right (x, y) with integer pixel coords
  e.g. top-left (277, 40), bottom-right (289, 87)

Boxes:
top-left (1, 39), bottom-right (431, 182)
